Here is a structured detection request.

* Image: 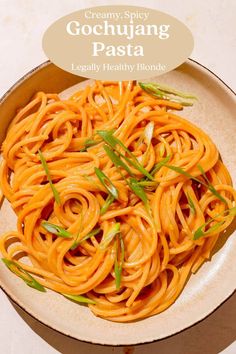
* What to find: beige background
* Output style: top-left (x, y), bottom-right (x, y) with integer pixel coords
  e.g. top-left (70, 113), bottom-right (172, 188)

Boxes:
top-left (0, 0), bottom-right (235, 353)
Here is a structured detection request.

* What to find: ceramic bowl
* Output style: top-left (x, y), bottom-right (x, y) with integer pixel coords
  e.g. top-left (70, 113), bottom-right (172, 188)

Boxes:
top-left (0, 60), bottom-right (235, 345)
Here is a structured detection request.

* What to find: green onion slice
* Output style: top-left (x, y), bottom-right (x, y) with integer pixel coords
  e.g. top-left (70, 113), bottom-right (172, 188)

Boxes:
top-left (103, 145), bottom-right (134, 176)
top-left (100, 194), bottom-right (115, 215)
top-left (196, 164), bottom-right (227, 204)
top-left (99, 223), bottom-right (120, 250)
top-left (139, 82), bottom-right (197, 106)
top-left (160, 163), bottom-right (227, 204)
top-left (186, 193), bottom-right (196, 215)
top-left (80, 138), bottom-right (100, 152)
top-left (98, 130), bottom-right (153, 180)
top-left (94, 167), bottom-right (118, 199)
top-left (137, 121), bottom-right (155, 149)
top-left (2, 258), bottom-right (46, 292)
top-left (136, 180), bottom-right (159, 187)
top-left (193, 206), bottom-right (236, 240)
top-left (96, 129), bottom-right (117, 148)
top-left (38, 149), bottom-right (61, 205)
top-left (103, 144), bottom-right (151, 209)
top-left (144, 121), bottom-right (155, 147)
top-left (128, 178), bottom-right (148, 208)
top-left (114, 234), bottom-right (125, 291)
top-left (62, 293), bottom-right (96, 305)
top-left (150, 155), bottom-right (171, 176)
top-left (70, 228), bottom-right (101, 250)
top-left (118, 149), bottom-right (153, 180)
top-left (41, 221), bottom-right (72, 238)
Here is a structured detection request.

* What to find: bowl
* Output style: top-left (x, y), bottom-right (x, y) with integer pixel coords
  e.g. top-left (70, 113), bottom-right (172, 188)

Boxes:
top-left (0, 59), bottom-right (235, 346)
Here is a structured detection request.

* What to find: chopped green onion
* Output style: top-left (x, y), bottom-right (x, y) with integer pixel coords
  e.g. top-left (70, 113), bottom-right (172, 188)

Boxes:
top-left (196, 164), bottom-right (227, 204)
top-left (70, 228), bottom-right (101, 250)
top-left (136, 180), bottom-right (159, 187)
top-left (103, 145), bottom-right (134, 176)
top-left (104, 144), bottom-right (151, 209)
top-left (124, 150), bottom-right (153, 179)
top-left (193, 206), bottom-right (236, 240)
top-left (38, 149), bottom-right (61, 205)
top-left (186, 193), bottom-right (196, 215)
top-left (41, 221), bottom-right (72, 238)
top-left (100, 194), bottom-right (115, 215)
top-left (114, 234), bottom-right (125, 290)
top-left (139, 82), bottom-right (197, 106)
top-left (80, 138), bottom-right (100, 152)
top-left (80, 228), bottom-right (101, 242)
top-left (118, 150), bottom-right (154, 180)
top-left (144, 121), bottom-right (155, 147)
top-left (94, 167), bottom-right (118, 199)
top-left (163, 164), bottom-right (202, 183)
top-left (140, 82), bottom-right (197, 99)
top-left (150, 155), bottom-right (171, 176)
top-left (161, 163), bottom-right (227, 204)
top-left (128, 178), bottom-right (148, 208)
top-left (139, 82), bottom-right (165, 98)
top-left (2, 258), bottom-right (46, 292)
top-left (62, 293), bottom-right (96, 305)
top-left (100, 133), bottom-right (154, 209)
top-left (98, 130), bottom-right (153, 180)
top-left (99, 223), bottom-right (120, 250)
top-left (194, 220), bottom-right (225, 240)
top-left (96, 129), bottom-right (117, 148)
top-left (137, 121), bottom-right (155, 148)
top-left (159, 143), bottom-right (166, 158)
top-left (70, 213), bottom-right (83, 250)
top-left (197, 164), bottom-right (211, 184)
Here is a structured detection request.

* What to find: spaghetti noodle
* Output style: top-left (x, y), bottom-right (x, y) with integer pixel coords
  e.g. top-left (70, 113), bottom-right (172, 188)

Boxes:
top-left (0, 80), bottom-right (235, 322)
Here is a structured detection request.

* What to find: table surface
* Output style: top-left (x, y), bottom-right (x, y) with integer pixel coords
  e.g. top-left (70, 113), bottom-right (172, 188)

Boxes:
top-left (0, 0), bottom-right (235, 353)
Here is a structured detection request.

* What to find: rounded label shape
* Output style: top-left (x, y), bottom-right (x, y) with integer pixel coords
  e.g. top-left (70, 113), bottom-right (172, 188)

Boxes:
top-left (42, 6), bottom-right (194, 80)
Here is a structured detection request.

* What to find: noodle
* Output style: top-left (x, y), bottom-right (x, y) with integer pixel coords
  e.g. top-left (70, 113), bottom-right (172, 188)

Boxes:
top-left (0, 80), bottom-right (235, 322)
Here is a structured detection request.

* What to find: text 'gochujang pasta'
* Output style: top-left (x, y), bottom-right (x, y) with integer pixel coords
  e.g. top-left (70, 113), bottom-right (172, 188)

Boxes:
top-left (0, 80), bottom-right (235, 322)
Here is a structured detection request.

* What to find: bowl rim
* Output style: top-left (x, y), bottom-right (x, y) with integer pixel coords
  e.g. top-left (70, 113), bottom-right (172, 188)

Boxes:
top-left (0, 58), bottom-right (235, 347)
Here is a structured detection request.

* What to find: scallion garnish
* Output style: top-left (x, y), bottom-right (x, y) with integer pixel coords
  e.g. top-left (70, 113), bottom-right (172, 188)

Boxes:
top-left (160, 163), bottom-right (227, 204)
top-left (80, 138), bottom-right (100, 152)
top-left (98, 130), bottom-right (153, 180)
top-left (128, 178), bottom-right (149, 209)
top-left (41, 221), bottom-right (73, 238)
top-left (96, 129), bottom-right (117, 148)
top-left (137, 121), bottom-right (154, 148)
top-left (150, 155), bottom-right (171, 176)
top-left (196, 164), bottom-right (227, 204)
top-left (94, 167), bottom-right (118, 199)
top-left (70, 213), bottom-right (83, 250)
top-left (38, 149), bottom-right (61, 205)
top-left (193, 206), bottom-right (236, 240)
top-left (141, 82), bottom-right (197, 99)
top-left (103, 145), bottom-right (134, 176)
top-left (100, 194), bottom-right (115, 215)
top-left (144, 121), bottom-right (155, 148)
top-left (136, 180), bottom-right (159, 187)
top-left (2, 258), bottom-right (46, 292)
top-left (186, 193), bottom-right (196, 215)
top-left (99, 223), bottom-right (120, 250)
top-left (114, 233), bottom-right (125, 290)
top-left (62, 293), bottom-right (96, 305)
top-left (103, 144), bottom-right (151, 210)
top-left (139, 82), bottom-right (197, 106)
top-left (119, 150), bottom-right (154, 180)
top-left (70, 228), bottom-right (101, 250)
top-left (162, 164), bottom-right (201, 182)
